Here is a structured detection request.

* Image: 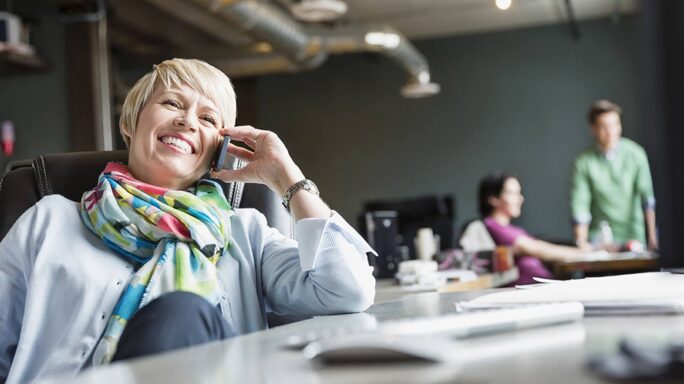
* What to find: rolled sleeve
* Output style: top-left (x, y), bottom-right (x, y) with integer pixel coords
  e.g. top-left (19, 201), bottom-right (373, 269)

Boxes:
top-left (572, 212), bottom-right (592, 225)
top-left (295, 211), bottom-right (377, 271)
top-left (261, 210), bottom-right (376, 316)
top-left (643, 196), bottom-right (656, 211)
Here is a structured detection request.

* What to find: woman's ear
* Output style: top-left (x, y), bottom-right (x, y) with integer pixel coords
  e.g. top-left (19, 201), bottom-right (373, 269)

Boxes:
top-left (488, 196), bottom-right (500, 209)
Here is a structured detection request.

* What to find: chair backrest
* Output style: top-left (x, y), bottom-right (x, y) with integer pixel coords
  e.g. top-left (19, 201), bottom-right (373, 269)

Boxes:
top-left (0, 150), bottom-right (292, 242)
top-left (458, 218), bottom-right (496, 252)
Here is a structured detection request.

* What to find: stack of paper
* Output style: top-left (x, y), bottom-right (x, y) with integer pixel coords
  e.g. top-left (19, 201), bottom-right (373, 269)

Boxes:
top-left (464, 272), bottom-right (684, 315)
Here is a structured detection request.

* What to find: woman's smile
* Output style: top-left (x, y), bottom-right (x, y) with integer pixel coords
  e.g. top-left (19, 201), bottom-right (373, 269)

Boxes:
top-left (158, 134), bottom-right (196, 155)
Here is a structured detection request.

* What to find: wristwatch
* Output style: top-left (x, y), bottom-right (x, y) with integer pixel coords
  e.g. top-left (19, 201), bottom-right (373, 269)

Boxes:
top-left (282, 179), bottom-right (319, 211)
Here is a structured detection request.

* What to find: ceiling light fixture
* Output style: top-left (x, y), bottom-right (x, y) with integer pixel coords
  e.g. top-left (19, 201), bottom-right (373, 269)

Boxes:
top-left (364, 32), bottom-right (401, 49)
top-left (290, 0), bottom-right (348, 23)
top-left (495, 0), bottom-right (512, 10)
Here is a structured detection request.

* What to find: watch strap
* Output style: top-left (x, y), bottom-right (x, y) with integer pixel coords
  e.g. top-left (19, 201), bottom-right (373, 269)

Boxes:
top-left (282, 179), bottom-right (319, 211)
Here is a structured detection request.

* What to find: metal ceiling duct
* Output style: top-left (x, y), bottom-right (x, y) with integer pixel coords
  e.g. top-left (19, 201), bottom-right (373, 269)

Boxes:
top-left (193, 0), bottom-right (313, 61)
top-left (323, 26), bottom-right (440, 98)
top-left (146, 0), bottom-right (439, 97)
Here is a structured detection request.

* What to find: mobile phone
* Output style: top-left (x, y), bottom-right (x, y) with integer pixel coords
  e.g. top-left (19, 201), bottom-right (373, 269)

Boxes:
top-left (212, 136), bottom-right (231, 172)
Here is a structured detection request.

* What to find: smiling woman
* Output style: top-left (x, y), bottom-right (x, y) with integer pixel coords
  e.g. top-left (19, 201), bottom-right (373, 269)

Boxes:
top-left (0, 58), bottom-right (377, 384)
top-left (125, 83), bottom-right (223, 190)
top-left (119, 59), bottom-right (233, 190)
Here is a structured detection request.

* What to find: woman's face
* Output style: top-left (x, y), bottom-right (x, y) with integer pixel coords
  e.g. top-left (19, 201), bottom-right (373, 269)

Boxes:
top-left (125, 83), bottom-right (223, 190)
top-left (490, 178), bottom-right (525, 219)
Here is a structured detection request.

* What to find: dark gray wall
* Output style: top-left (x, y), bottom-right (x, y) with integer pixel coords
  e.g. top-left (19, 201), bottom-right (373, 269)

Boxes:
top-left (0, 3), bottom-right (68, 172)
top-left (256, 16), bottom-right (642, 241)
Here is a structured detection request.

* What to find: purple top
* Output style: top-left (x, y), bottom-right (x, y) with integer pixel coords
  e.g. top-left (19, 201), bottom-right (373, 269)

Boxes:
top-left (483, 217), bottom-right (553, 285)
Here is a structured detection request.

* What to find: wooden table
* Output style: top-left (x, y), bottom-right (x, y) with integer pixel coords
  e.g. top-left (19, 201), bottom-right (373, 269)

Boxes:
top-left (554, 252), bottom-right (659, 279)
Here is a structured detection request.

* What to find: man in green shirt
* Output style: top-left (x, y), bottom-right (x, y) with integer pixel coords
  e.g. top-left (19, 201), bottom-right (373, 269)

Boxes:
top-left (570, 100), bottom-right (658, 250)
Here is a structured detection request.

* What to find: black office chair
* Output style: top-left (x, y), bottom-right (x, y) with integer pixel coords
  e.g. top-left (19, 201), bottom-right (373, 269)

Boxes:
top-left (0, 150), bottom-right (301, 326)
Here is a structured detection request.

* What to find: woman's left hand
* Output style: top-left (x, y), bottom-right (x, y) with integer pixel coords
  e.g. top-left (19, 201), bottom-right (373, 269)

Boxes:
top-left (210, 125), bottom-right (305, 197)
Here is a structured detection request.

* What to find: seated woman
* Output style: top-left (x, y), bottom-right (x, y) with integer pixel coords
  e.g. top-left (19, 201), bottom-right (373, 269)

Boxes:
top-left (478, 172), bottom-right (586, 285)
top-left (0, 58), bottom-right (375, 383)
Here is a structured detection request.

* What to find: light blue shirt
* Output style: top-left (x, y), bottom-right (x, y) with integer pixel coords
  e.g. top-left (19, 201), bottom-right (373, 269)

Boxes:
top-left (0, 195), bottom-right (376, 383)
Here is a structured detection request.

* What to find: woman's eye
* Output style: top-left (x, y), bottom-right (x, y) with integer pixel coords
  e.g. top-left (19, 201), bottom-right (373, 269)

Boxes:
top-left (163, 99), bottom-right (181, 108)
top-left (201, 115), bottom-right (217, 126)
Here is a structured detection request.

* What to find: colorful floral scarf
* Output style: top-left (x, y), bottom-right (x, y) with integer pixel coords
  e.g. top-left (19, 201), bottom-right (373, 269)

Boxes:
top-left (81, 162), bottom-right (233, 364)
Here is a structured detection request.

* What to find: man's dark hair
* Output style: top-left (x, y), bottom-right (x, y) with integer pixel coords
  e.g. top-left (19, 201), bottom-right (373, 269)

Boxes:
top-left (478, 172), bottom-right (517, 217)
top-left (588, 99), bottom-right (622, 124)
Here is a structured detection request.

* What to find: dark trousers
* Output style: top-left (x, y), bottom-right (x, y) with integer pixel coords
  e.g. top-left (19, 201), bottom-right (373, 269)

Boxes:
top-left (111, 291), bottom-right (234, 362)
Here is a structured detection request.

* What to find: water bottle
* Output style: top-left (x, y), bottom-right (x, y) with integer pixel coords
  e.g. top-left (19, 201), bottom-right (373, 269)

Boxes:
top-left (598, 220), bottom-right (613, 247)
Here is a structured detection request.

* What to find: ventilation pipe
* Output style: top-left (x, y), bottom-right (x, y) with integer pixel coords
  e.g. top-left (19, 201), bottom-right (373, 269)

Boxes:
top-left (147, 0), bottom-right (439, 97)
top-left (196, 0), bottom-right (317, 62)
top-left (324, 26), bottom-right (440, 98)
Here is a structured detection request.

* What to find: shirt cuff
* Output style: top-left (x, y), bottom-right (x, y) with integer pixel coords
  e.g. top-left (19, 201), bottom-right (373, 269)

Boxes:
top-left (294, 211), bottom-right (377, 271)
top-left (572, 212), bottom-right (592, 225)
top-left (643, 197), bottom-right (656, 210)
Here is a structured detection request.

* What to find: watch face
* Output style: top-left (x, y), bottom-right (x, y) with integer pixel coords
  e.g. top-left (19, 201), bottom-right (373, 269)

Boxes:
top-left (305, 181), bottom-right (319, 195)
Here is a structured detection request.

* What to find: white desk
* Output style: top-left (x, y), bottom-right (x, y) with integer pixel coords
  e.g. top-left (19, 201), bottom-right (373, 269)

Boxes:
top-left (49, 290), bottom-right (684, 384)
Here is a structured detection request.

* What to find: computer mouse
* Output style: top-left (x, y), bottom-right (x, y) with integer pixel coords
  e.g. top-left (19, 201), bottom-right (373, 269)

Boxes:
top-left (282, 313), bottom-right (379, 350)
top-left (303, 334), bottom-right (447, 365)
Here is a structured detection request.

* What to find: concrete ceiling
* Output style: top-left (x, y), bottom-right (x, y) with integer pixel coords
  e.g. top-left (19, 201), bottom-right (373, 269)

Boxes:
top-left (104, 0), bottom-right (639, 86)
top-left (106, 0), bottom-right (639, 60)
top-left (342, 0), bottom-right (638, 40)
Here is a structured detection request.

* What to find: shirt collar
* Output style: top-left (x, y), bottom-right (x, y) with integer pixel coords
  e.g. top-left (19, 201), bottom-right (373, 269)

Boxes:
top-left (597, 139), bottom-right (621, 161)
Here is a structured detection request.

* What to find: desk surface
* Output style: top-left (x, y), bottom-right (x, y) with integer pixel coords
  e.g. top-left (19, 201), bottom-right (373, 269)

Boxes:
top-left (54, 290), bottom-right (684, 384)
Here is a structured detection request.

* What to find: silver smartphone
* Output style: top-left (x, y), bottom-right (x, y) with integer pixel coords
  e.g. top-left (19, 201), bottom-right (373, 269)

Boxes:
top-left (212, 136), bottom-right (231, 172)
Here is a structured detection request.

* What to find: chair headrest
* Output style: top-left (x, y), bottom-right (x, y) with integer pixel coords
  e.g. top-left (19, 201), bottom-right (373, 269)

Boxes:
top-left (460, 219), bottom-right (496, 252)
top-left (32, 150), bottom-right (129, 201)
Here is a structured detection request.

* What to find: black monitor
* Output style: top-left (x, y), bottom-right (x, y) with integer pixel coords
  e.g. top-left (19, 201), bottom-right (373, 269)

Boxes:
top-left (361, 194), bottom-right (456, 260)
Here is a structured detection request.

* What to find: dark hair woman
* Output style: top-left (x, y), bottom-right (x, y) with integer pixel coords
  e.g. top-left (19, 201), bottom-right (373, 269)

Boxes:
top-left (479, 172), bottom-right (590, 285)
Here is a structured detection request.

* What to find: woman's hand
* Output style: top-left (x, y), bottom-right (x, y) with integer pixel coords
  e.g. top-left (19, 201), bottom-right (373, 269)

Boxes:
top-left (210, 125), bottom-right (304, 196)
top-left (210, 125), bottom-right (331, 220)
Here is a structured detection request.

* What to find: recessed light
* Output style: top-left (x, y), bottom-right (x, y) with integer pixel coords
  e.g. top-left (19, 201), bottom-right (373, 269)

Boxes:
top-left (496, 0), bottom-right (512, 10)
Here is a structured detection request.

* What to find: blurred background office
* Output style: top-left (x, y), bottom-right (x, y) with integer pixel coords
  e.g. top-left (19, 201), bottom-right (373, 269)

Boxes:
top-left (1, 0), bottom-right (682, 269)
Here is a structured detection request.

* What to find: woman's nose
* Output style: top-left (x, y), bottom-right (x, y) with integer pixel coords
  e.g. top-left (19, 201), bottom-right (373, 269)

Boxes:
top-left (174, 114), bottom-right (199, 132)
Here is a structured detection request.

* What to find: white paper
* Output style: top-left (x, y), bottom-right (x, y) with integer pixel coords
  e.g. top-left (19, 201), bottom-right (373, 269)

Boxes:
top-left (470, 272), bottom-right (684, 304)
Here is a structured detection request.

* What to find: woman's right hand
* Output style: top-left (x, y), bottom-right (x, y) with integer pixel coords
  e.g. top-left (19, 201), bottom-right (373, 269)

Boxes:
top-left (210, 125), bottom-right (331, 220)
top-left (210, 125), bottom-right (305, 197)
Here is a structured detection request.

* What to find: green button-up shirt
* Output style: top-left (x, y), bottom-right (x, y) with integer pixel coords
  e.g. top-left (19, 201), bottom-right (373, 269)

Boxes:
top-left (570, 138), bottom-right (655, 243)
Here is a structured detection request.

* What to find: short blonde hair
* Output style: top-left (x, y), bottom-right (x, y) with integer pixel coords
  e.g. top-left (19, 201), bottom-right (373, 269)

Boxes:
top-left (119, 58), bottom-right (237, 147)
